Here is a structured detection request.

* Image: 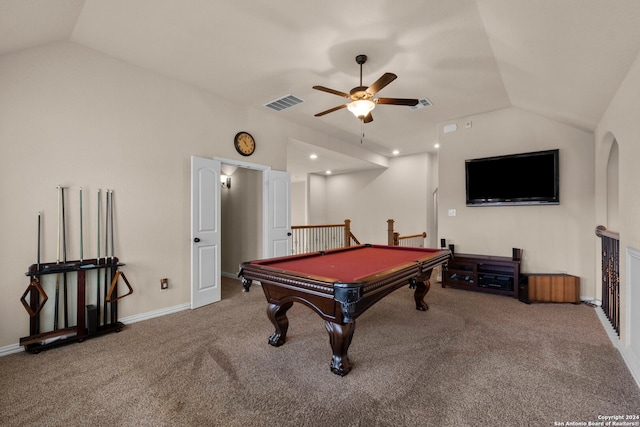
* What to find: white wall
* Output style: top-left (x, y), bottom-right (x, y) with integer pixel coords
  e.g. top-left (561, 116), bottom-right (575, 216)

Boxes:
top-left (290, 180), bottom-right (306, 225)
top-left (307, 174), bottom-right (328, 225)
top-left (437, 107), bottom-right (595, 295)
top-left (322, 154), bottom-right (431, 245)
top-left (427, 152), bottom-right (439, 249)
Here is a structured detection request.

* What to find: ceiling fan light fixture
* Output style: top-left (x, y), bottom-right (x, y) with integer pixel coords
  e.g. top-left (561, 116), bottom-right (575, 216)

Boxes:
top-left (347, 99), bottom-right (375, 119)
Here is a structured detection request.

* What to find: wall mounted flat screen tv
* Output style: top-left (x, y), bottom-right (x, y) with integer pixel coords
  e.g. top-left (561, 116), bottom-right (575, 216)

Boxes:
top-left (465, 149), bottom-right (559, 206)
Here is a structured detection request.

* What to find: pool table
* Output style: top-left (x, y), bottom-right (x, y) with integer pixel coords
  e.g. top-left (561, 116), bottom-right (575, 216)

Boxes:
top-left (239, 244), bottom-right (451, 376)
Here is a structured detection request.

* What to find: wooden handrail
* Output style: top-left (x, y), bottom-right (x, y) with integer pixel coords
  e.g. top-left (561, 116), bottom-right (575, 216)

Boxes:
top-left (595, 225), bottom-right (620, 240)
top-left (398, 232), bottom-right (427, 240)
top-left (348, 231), bottom-right (360, 246)
top-left (387, 219), bottom-right (426, 247)
top-left (292, 223), bottom-right (349, 230)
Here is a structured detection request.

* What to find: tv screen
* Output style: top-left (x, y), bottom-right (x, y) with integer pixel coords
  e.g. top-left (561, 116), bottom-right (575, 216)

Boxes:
top-left (465, 149), bottom-right (559, 206)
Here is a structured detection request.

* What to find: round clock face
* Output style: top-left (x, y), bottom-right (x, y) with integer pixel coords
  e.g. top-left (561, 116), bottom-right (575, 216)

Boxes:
top-left (234, 132), bottom-right (255, 156)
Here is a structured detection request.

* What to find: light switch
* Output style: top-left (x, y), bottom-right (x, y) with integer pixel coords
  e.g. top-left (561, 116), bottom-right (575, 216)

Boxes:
top-left (448, 209), bottom-right (456, 216)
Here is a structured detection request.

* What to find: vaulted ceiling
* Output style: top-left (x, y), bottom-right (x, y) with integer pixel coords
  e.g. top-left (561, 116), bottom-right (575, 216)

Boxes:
top-left (2, 0), bottom-right (640, 176)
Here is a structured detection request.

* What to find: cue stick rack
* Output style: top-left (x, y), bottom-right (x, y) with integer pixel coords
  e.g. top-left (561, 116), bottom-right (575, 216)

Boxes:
top-left (19, 187), bottom-right (133, 353)
top-left (20, 258), bottom-right (133, 353)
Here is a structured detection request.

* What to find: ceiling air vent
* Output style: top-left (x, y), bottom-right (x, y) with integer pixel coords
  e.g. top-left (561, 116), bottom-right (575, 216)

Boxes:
top-left (264, 94), bottom-right (304, 112)
top-left (409, 98), bottom-right (432, 110)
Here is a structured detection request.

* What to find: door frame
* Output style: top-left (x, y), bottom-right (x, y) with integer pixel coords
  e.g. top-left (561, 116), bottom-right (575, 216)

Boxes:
top-left (213, 156), bottom-right (274, 257)
top-left (213, 157), bottom-right (291, 258)
top-left (192, 156), bottom-right (279, 309)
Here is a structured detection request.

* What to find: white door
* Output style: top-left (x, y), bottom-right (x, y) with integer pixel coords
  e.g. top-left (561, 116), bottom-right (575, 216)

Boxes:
top-left (191, 156), bottom-right (221, 309)
top-left (264, 169), bottom-right (291, 258)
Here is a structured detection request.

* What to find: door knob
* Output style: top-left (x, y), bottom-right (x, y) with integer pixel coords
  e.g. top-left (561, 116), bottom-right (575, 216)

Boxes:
top-left (194, 238), bottom-right (200, 243)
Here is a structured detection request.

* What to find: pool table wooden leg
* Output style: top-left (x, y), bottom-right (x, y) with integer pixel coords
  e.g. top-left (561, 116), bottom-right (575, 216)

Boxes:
top-left (266, 301), bottom-right (294, 347)
top-left (413, 279), bottom-right (431, 311)
top-left (325, 321), bottom-right (356, 376)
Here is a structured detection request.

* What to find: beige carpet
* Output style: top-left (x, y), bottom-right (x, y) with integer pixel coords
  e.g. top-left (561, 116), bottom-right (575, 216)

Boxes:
top-left (1, 278), bottom-right (639, 427)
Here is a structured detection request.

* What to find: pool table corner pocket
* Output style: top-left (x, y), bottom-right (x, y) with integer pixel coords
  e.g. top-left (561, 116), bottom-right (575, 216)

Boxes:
top-left (333, 282), bottom-right (363, 323)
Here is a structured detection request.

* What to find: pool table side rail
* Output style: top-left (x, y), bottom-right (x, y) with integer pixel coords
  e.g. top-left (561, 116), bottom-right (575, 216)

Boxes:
top-left (238, 265), bottom-right (337, 296)
top-left (358, 250), bottom-right (451, 292)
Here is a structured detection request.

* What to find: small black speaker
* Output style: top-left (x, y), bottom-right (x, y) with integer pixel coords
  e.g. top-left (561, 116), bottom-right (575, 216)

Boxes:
top-left (440, 238), bottom-right (446, 249)
top-left (518, 276), bottom-right (530, 304)
top-left (86, 304), bottom-right (98, 335)
top-left (512, 247), bottom-right (522, 261)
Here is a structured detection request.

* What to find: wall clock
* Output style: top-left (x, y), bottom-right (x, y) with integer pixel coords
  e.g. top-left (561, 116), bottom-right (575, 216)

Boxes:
top-left (234, 131), bottom-right (255, 156)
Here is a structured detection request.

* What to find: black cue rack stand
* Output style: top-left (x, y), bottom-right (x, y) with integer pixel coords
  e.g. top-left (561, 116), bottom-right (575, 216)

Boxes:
top-left (20, 257), bottom-right (131, 353)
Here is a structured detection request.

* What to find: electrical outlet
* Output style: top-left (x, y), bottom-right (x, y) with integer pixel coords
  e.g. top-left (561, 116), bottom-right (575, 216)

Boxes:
top-left (160, 278), bottom-right (168, 290)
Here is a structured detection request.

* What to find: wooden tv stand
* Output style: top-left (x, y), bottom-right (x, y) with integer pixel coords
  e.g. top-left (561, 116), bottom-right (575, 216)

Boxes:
top-left (442, 253), bottom-right (520, 297)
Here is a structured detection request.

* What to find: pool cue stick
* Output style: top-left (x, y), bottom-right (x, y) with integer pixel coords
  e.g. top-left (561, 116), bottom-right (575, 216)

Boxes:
top-left (80, 189), bottom-right (96, 271)
top-left (54, 186), bottom-right (61, 330)
top-left (110, 190), bottom-right (117, 322)
top-left (62, 186), bottom-right (69, 328)
top-left (35, 212), bottom-right (42, 330)
top-left (78, 187), bottom-right (84, 329)
top-left (36, 212), bottom-right (41, 276)
top-left (96, 189), bottom-right (101, 326)
top-left (79, 187), bottom-right (83, 263)
top-left (103, 189), bottom-right (110, 325)
top-left (110, 191), bottom-right (114, 256)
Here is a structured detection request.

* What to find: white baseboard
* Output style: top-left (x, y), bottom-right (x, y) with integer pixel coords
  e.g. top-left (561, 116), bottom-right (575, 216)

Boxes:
top-left (119, 302), bottom-right (190, 325)
top-left (624, 345), bottom-right (640, 391)
top-left (0, 302), bottom-right (191, 358)
top-left (0, 343), bottom-right (23, 357)
top-left (581, 298), bottom-right (602, 307)
top-left (596, 307), bottom-right (640, 390)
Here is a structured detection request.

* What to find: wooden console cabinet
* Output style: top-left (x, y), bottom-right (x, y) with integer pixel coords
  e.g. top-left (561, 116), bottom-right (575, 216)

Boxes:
top-left (442, 253), bottom-right (520, 297)
top-left (527, 274), bottom-right (580, 303)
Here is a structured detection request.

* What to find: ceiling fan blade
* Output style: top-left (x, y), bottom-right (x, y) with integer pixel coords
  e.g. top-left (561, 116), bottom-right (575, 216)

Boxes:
top-left (375, 97), bottom-right (419, 106)
top-left (363, 112), bottom-right (373, 123)
top-left (366, 73), bottom-right (397, 95)
top-left (312, 86), bottom-right (351, 98)
top-left (314, 104), bottom-right (348, 117)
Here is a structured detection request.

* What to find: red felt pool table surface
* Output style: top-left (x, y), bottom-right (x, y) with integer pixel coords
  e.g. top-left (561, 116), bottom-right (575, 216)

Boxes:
top-left (247, 244), bottom-right (445, 283)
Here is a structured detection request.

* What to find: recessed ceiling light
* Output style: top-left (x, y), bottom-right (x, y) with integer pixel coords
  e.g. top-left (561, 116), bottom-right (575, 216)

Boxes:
top-left (325, 170), bottom-right (332, 175)
top-left (392, 150), bottom-right (400, 155)
top-left (434, 143), bottom-right (440, 149)
top-left (310, 154), bottom-right (318, 159)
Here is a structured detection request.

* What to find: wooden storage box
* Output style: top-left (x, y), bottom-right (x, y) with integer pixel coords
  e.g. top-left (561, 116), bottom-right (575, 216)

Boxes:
top-left (528, 274), bottom-right (580, 303)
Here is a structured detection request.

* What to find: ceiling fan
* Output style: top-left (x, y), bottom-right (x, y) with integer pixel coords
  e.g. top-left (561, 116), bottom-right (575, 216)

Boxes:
top-left (313, 54), bottom-right (419, 123)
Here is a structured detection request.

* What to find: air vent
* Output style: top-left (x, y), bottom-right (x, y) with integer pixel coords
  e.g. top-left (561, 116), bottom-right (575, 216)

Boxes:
top-left (264, 94), bottom-right (304, 112)
top-left (409, 98), bottom-right (432, 110)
